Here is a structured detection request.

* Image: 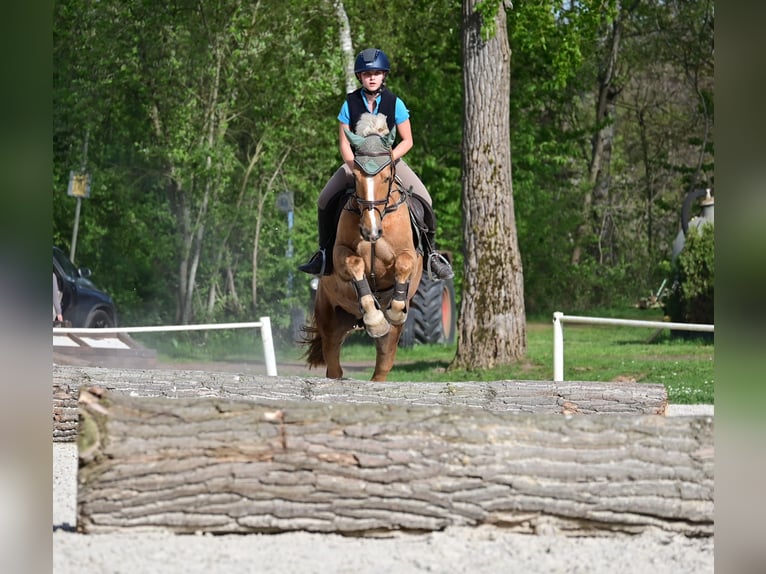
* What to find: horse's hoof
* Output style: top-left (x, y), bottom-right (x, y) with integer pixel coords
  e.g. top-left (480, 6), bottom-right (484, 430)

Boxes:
top-left (367, 323), bottom-right (391, 338)
top-left (386, 309), bottom-right (406, 326)
top-left (364, 310), bottom-right (390, 338)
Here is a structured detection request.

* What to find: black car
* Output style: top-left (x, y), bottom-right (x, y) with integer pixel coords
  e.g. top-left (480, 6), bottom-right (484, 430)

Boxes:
top-left (53, 246), bottom-right (117, 328)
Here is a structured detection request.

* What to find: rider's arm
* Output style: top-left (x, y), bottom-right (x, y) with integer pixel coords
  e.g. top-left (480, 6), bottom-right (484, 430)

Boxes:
top-left (339, 122), bottom-right (355, 170)
top-left (392, 119), bottom-right (413, 161)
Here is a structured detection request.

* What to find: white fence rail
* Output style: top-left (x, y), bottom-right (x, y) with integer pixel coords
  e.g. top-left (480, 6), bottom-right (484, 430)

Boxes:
top-left (53, 317), bottom-right (278, 376)
top-left (552, 311), bottom-right (714, 382)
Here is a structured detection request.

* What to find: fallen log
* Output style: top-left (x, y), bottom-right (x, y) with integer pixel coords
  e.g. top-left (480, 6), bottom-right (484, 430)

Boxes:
top-left (76, 388), bottom-right (711, 537)
top-left (53, 365), bottom-right (667, 441)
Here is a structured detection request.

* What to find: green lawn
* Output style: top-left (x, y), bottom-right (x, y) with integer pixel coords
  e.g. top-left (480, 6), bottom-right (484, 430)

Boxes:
top-left (294, 308), bottom-right (713, 404)
top-left (139, 308), bottom-right (714, 405)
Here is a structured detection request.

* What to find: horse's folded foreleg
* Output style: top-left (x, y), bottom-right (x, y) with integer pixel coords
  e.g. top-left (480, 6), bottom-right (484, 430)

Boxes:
top-left (385, 280), bottom-right (409, 326)
top-left (352, 277), bottom-right (390, 338)
top-left (387, 249), bottom-right (419, 326)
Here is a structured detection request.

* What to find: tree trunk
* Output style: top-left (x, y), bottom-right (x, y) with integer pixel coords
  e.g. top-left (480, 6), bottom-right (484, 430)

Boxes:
top-left (571, 5), bottom-right (634, 266)
top-left (51, 365), bottom-right (669, 441)
top-left (225, 264), bottom-right (241, 312)
top-left (251, 150), bottom-right (291, 310)
top-left (332, 0), bottom-right (356, 94)
top-left (453, 1), bottom-right (526, 370)
top-left (76, 389), bottom-right (712, 536)
top-left (251, 191), bottom-right (266, 308)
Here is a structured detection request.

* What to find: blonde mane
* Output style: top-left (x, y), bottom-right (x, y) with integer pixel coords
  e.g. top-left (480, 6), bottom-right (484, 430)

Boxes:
top-left (354, 113), bottom-right (389, 136)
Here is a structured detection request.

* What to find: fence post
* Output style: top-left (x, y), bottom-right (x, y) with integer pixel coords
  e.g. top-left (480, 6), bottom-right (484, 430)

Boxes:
top-left (259, 316), bottom-right (278, 376)
top-left (553, 312), bottom-right (564, 382)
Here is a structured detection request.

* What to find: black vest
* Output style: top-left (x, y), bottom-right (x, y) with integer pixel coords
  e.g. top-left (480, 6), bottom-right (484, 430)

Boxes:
top-left (346, 87), bottom-right (397, 134)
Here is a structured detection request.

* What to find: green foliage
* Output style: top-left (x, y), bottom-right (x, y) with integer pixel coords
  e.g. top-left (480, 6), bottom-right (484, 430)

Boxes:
top-left (475, 0), bottom-right (503, 41)
top-left (507, 0), bottom-right (712, 313)
top-left (664, 224), bottom-right (714, 325)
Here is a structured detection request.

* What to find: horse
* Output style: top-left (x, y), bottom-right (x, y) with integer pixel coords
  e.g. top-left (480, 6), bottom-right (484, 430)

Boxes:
top-left (304, 113), bottom-right (423, 381)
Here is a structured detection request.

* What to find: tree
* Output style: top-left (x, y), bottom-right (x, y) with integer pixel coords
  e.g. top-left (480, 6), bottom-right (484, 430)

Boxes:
top-left (570, 0), bottom-right (637, 267)
top-left (451, 0), bottom-right (526, 370)
top-left (506, 0), bottom-right (713, 312)
top-left (330, 0), bottom-right (356, 94)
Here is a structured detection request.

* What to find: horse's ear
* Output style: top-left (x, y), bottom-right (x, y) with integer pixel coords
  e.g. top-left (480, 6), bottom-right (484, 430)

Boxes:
top-left (344, 128), bottom-right (366, 148)
top-left (386, 126), bottom-right (397, 148)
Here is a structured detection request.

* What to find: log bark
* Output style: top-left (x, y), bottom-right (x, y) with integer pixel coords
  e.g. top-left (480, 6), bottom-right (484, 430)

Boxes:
top-left (53, 365), bottom-right (668, 441)
top-left (76, 389), bottom-right (711, 537)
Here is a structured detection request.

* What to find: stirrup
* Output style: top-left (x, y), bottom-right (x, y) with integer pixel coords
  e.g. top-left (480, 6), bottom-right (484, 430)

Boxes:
top-left (426, 252), bottom-right (454, 281)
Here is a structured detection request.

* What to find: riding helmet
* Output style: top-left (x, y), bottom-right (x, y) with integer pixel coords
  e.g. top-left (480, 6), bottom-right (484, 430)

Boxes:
top-left (354, 48), bottom-right (391, 74)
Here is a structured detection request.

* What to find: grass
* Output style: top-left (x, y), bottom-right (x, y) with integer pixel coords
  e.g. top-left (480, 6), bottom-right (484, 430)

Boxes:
top-left (321, 327), bottom-right (712, 405)
top-left (135, 308), bottom-right (714, 405)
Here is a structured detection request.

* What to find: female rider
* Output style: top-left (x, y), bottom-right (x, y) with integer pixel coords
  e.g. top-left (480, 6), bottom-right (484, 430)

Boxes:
top-left (298, 48), bottom-right (454, 280)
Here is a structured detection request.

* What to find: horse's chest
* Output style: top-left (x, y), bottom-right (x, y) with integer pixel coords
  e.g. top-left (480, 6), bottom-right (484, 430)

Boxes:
top-left (356, 240), bottom-right (397, 266)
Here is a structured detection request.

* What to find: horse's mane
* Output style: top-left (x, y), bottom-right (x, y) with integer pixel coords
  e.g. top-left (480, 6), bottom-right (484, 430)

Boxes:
top-left (355, 113), bottom-right (389, 136)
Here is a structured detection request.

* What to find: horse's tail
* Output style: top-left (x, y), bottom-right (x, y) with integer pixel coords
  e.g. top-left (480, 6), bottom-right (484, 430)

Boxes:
top-left (301, 322), bottom-right (325, 368)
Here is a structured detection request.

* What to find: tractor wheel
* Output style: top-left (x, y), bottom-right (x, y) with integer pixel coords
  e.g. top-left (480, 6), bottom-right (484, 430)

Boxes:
top-left (400, 277), bottom-right (456, 347)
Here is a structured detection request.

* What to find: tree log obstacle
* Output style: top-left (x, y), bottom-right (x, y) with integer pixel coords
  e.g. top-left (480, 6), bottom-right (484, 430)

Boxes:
top-left (76, 388), bottom-right (711, 537)
top-left (53, 365), bottom-right (668, 441)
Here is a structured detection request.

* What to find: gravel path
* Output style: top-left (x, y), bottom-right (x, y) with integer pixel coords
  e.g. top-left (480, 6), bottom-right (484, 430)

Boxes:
top-left (53, 405), bottom-right (713, 574)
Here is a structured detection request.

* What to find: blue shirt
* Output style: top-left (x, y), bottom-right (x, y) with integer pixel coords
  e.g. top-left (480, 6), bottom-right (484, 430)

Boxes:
top-left (338, 92), bottom-right (410, 126)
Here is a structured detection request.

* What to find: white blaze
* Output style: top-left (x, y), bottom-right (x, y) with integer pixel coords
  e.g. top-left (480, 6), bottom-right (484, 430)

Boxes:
top-left (364, 176), bottom-right (380, 238)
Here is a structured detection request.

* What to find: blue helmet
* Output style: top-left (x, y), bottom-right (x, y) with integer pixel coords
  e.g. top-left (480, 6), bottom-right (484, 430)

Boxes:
top-left (354, 48), bottom-right (390, 74)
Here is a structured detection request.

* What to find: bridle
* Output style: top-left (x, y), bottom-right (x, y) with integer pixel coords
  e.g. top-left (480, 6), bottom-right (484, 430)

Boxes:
top-left (345, 145), bottom-right (408, 222)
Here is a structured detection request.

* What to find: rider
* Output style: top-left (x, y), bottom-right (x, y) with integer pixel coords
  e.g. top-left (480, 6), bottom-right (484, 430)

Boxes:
top-left (298, 48), bottom-right (454, 280)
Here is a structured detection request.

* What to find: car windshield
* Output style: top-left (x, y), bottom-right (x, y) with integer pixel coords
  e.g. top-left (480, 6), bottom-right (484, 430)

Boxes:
top-left (54, 248), bottom-right (79, 279)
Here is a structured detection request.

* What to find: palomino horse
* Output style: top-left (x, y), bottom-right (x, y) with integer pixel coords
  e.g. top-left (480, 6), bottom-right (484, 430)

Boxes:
top-left (304, 113), bottom-right (423, 381)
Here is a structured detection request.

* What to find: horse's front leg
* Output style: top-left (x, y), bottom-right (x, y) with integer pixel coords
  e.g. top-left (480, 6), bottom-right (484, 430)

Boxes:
top-left (313, 286), bottom-right (351, 379)
top-left (371, 324), bottom-right (403, 382)
top-left (352, 275), bottom-right (390, 338)
top-left (337, 248), bottom-right (390, 338)
top-left (385, 251), bottom-right (418, 326)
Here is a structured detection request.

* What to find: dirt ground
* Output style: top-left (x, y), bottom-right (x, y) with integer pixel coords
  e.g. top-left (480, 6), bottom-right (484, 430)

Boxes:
top-left (53, 440), bottom-right (713, 574)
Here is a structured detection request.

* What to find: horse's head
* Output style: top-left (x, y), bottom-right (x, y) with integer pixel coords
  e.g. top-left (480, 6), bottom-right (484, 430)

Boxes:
top-left (344, 116), bottom-right (398, 243)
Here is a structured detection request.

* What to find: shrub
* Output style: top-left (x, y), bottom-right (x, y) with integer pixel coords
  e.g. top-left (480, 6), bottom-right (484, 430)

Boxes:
top-left (664, 223), bottom-right (714, 326)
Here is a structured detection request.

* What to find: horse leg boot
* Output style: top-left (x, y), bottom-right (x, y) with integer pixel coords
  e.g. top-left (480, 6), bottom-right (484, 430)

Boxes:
top-left (385, 280), bottom-right (410, 326)
top-left (298, 207), bottom-right (335, 275)
top-left (352, 277), bottom-right (390, 338)
top-left (412, 196), bottom-right (455, 281)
